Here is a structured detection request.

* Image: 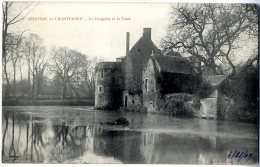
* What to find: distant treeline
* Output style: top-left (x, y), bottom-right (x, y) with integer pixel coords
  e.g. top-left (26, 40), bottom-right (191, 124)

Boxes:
top-left (3, 99), bottom-right (94, 106)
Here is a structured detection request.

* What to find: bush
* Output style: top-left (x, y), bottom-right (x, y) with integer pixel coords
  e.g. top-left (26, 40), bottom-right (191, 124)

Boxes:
top-left (224, 65), bottom-right (258, 124)
top-left (225, 101), bottom-right (258, 124)
top-left (121, 104), bottom-right (144, 112)
top-left (105, 117), bottom-right (130, 126)
top-left (162, 93), bottom-right (195, 117)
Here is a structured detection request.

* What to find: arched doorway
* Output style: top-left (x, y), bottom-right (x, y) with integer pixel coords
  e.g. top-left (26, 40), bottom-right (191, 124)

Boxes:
top-left (124, 95), bottom-right (128, 108)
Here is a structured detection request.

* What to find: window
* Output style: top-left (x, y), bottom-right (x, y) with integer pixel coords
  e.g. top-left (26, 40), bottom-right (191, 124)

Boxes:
top-left (124, 96), bottom-right (128, 107)
top-left (101, 70), bottom-right (104, 78)
top-left (145, 79), bottom-right (149, 92)
top-left (98, 86), bottom-right (103, 93)
top-left (150, 101), bottom-right (154, 107)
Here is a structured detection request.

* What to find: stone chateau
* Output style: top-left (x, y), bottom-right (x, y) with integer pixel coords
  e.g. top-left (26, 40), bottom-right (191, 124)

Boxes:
top-left (94, 28), bottom-right (228, 118)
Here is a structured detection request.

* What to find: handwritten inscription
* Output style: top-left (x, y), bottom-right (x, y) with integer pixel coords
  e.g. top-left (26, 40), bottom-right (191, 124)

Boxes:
top-left (227, 150), bottom-right (253, 162)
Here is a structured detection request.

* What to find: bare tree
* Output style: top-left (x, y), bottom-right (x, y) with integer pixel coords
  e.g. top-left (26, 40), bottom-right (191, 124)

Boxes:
top-left (161, 4), bottom-right (258, 76)
top-left (2, 33), bottom-right (12, 98)
top-left (50, 47), bottom-right (86, 100)
top-left (80, 57), bottom-right (101, 98)
top-left (2, 2), bottom-right (35, 98)
top-left (3, 33), bottom-right (13, 98)
top-left (24, 34), bottom-right (47, 101)
top-left (9, 32), bottom-right (26, 97)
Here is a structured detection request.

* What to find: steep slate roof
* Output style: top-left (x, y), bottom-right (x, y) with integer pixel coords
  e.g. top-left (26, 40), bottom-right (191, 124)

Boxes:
top-left (124, 28), bottom-right (159, 92)
top-left (153, 53), bottom-right (195, 74)
top-left (127, 35), bottom-right (159, 58)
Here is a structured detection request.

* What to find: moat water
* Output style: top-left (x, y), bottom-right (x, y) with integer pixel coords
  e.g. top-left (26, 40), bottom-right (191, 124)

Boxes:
top-left (2, 106), bottom-right (258, 164)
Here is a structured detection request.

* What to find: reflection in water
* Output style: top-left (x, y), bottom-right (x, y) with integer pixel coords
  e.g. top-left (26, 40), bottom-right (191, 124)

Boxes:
top-left (2, 107), bottom-right (259, 164)
top-left (9, 112), bottom-right (16, 159)
top-left (2, 112), bottom-right (9, 157)
top-left (2, 112), bottom-right (91, 163)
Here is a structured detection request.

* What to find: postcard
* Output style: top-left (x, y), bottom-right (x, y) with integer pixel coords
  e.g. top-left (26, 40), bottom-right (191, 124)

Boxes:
top-left (2, 1), bottom-right (259, 165)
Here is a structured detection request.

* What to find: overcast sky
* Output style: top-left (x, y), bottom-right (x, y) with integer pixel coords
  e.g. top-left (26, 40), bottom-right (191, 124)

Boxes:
top-left (11, 2), bottom-right (173, 61)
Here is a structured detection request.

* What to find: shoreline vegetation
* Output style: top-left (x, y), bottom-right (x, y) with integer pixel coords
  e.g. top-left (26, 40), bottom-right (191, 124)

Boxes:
top-left (3, 98), bottom-right (94, 106)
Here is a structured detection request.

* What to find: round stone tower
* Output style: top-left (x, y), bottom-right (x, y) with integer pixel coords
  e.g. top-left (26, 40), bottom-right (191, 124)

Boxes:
top-left (94, 62), bottom-right (123, 110)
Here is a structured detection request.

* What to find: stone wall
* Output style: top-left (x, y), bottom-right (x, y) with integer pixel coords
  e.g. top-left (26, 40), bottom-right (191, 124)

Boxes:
top-left (199, 97), bottom-right (217, 119)
top-left (94, 62), bottom-right (123, 110)
top-left (199, 79), bottom-right (232, 120)
top-left (122, 91), bottom-right (142, 112)
top-left (124, 28), bottom-right (158, 94)
top-left (142, 58), bottom-right (161, 113)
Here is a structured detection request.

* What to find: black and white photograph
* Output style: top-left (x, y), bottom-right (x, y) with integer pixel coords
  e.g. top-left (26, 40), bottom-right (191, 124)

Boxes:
top-left (1, 1), bottom-right (259, 165)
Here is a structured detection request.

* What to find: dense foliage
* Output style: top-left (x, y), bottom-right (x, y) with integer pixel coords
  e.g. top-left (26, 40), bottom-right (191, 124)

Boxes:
top-left (162, 93), bottom-right (195, 117)
top-left (224, 66), bottom-right (259, 123)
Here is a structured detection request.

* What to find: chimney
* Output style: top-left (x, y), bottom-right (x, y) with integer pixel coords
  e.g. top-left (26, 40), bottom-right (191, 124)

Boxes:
top-left (143, 28), bottom-right (151, 39)
top-left (126, 32), bottom-right (130, 56)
